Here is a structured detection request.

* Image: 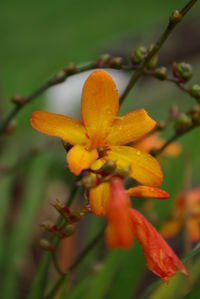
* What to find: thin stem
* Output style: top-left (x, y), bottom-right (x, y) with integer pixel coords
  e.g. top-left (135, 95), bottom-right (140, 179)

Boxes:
top-left (45, 225), bottom-right (105, 299)
top-left (119, 0), bottom-right (197, 106)
top-left (154, 123), bottom-right (197, 157)
top-left (0, 63), bottom-right (96, 135)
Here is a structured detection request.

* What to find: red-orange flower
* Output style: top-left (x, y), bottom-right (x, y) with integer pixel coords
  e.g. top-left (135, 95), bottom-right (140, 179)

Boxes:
top-left (90, 177), bottom-right (188, 282)
top-left (31, 70), bottom-right (162, 186)
top-left (161, 187), bottom-right (200, 242)
top-left (130, 209), bottom-right (188, 283)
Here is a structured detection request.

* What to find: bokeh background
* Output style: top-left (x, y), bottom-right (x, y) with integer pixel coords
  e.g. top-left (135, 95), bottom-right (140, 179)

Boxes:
top-left (1, 1), bottom-right (200, 299)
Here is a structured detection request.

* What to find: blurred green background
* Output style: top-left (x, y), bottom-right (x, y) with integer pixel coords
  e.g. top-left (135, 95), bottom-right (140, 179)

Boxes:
top-left (1, 1), bottom-right (200, 299)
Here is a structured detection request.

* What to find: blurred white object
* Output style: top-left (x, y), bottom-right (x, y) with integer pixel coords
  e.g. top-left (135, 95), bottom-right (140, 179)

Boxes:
top-left (46, 68), bottom-right (129, 118)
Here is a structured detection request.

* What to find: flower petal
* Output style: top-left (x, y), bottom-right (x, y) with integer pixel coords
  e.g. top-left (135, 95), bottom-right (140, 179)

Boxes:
top-left (127, 186), bottom-right (169, 199)
top-left (105, 178), bottom-right (133, 248)
top-left (106, 146), bottom-right (163, 186)
top-left (106, 109), bottom-right (156, 145)
top-left (31, 111), bottom-right (87, 145)
top-left (130, 208), bottom-right (188, 282)
top-left (66, 145), bottom-right (98, 175)
top-left (81, 70), bottom-right (119, 148)
top-left (89, 183), bottom-right (110, 216)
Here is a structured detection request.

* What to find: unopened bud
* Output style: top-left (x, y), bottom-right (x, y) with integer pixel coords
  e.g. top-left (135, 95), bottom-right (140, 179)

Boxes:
top-left (40, 239), bottom-right (54, 252)
top-left (154, 67), bottom-right (167, 80)
top-left (101, 160), bottom-right (116, 174)
top-left (109, 57), bottom-right (124, 69)
top-left (64, 63), bottom-right (76, 75)
top-left (170, 10), bottom-right (183, 24)
top-left (174, 113), bottom-right (192, 133)
top-left (130, 46), bottom-right (147, 64)
top-left (11, 94), bottom-right (26, 105)
top-left (190, 84), bottom-right (200, 100)
top-left (40, 221), bottom-right (59, 233)
top-left (81, 175), bottom-right (96, 188)
top-left (96, 54), bottom-right (112, 67)
top-left (157, 121), bottom-right (166, 130)
top-left (173, 62), bottom-right (193, 82)
top-left (61, 224), bottom-right (75, 238)
top-left (116, 165), bottom-right (131, 178)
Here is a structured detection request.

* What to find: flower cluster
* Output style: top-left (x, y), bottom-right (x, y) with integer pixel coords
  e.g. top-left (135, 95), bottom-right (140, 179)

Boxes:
top-left (31, 70), bottom-right (188, 282)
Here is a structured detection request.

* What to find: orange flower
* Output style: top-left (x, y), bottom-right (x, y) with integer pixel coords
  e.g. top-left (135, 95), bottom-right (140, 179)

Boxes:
top-left (134, 132), bottom-right (181, 157)
top-left (31, 70), bottom-right (162, 186)
top-left (130, 209), bottom-right (188, 283)
top-left (161, 187), bottom-right (200, 242)
top-left (93, 177), bottom-right (187, 282)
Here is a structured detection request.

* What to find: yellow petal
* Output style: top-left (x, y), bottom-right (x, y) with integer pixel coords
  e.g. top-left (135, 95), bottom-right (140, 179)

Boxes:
top-left (106, 146), bottom-right (163, 186)
top-left (127, 186), bottom-right (169, 199)
top-left (89, 183), bottom-right (110, 216)
top-left (160, 219), bottom-right (182, 239)
top-left (31, 111), bottom-right (87, 145)
top-left (81, 70), bottom-right (119, 148)
top-left (66, 145), bottom-right (98, 175)
top-left (107, 109), bottom-right (156, 145)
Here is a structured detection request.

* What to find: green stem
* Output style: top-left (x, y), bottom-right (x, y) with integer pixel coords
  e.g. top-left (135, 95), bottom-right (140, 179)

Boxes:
top-left (119, 0), bottom-right (197, 106)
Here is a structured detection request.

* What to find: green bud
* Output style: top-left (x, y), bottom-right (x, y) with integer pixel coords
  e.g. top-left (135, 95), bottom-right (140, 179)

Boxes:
top-left (131, 46), bottom-right (147, 64)
top-left (116, 165), bottom-right (131, 178)
top-left (40, 239), bottom-right (54, 252)
top-left (81, 175), bottom-right (96, 188)
top-left (109, 57), bottom-right (124, 69)
top-left (173, 62), bottom-right (193, 82)
top-left (170, 10), bottom-right (183, 24)
top-left (174, 113), bottom-right (192, 133)
top-left (154, 67), bottom-right (167, 80)
top-left (191, 84), bottom-right (200, 100)
top-left (101, 160), bottom-right (116, 174)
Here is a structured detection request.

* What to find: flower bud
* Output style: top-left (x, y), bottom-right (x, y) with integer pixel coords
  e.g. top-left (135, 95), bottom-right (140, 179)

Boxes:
top-left (154, 67), bottom-right (167, 80)
top-left (40, 221), bottom-right (59, 233)
top-left (109, 57), bottom-right (124, 69)
top-left (157, 121), bottom-right (166, 131)
top-left (11, 94), bottom-right (26, 105)
top-left (96, 54), bottom-right (112, 67)
top-left (101, 160), bottom-right (116, 174)
top-left (61, 224), bottom-right (75, 238)
top-left (80, 175), bottom-right (96, 188)
top-left (174, 113), bottom-right (192, 133)
top-left (173, 62), bottom-right (193, 82)
top-left (116, 165), bottom-right (131, 178)
top-left (40, 239), bottom-right (54, 252)
top-left (130, 46), bottom-right (147, 64)
top-left (170, 10), bottom-right (183, 24)
top-left (190, 84), bottom-right (200, 100)
top-left (64, 63), bottom-right (76, 75)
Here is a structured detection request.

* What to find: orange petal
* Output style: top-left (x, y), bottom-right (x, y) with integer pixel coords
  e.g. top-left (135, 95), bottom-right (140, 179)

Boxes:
top-left (106, 146), bottom-right (163, 186)
top-left (66, 145), bottom-right (98, 175)
top-left (160, 219), bottom-right (183, 239)
top-left (130, 208), bottom-right (188, 282)
top-left (105, 178), bottom-right (134, 248)
top-left (31, 111), bottom-right (87, 145)
top-left (89, 183), bottom-right (110, 216)
top-left (107, 109), bottom-right (156, 145)
top-left (127, 186), bottom-right (169, 199)
top-left (81, 70), bottom-right (119, 148)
